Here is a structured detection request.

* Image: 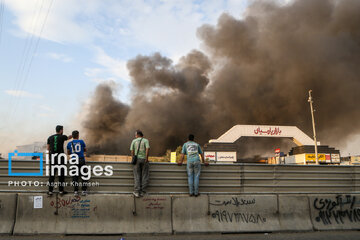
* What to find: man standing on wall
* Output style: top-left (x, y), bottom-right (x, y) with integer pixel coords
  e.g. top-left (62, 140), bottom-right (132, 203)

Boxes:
top-left (178, 134), bottom-right (207, 197)
top-left (47, 125), bottom-right (72, 196)
top-left (130, 130), bottom-right (150, 198)
top-left (67, 130), bottom-right (88, 197)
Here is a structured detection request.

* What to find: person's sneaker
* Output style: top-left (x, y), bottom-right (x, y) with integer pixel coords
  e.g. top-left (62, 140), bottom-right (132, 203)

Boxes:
top-left (59, 191), bottom-right (67, 196)
top-left (47, 191), bottom-right (53, 197)
top-left (189, 193), bottom-right (194, 197)
top-left (133, 191), bottom-right (140, 198)
top-left (140, 191), bottom-right (147, 196)
top-left (195, 193), bottom-right (200, 197)
top-left (81, 191), bottom-right (87, 196)
top-left (74, 191), bottom-right (79, 197)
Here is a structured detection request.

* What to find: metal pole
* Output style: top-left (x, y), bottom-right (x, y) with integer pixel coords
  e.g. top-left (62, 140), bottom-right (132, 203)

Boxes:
top-left (308, 90), bottom-right (319, 164)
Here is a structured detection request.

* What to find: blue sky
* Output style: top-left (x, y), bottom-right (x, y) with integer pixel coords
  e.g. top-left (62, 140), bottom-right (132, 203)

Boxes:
top-left (0, 0), bottom-right (252, 154)
top-left (2, 0), bottom-right (358, 157)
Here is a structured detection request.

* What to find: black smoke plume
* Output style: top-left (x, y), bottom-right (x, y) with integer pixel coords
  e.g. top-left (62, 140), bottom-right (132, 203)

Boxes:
top-left (82, 0), bottom-right (360, 156)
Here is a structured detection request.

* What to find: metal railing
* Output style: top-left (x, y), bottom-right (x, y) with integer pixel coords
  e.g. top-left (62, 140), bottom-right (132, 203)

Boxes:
top-left (0, 159), bottom-right (359, 194)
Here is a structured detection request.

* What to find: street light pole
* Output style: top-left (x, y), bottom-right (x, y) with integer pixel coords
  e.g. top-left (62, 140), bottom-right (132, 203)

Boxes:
top-left (308, 90), bottom-right (319, 164)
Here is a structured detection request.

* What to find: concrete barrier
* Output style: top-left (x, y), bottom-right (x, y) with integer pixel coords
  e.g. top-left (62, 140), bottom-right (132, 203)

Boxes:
top-left (278, 195), bottom-right (313, 231)
top-left (13, 193), bottom-right (171, 234)
top-left (173, 194), bottom-right (280, 233)
top-left (10, 193), bottom-right (360, 234)
top-left (0, 193), bottom-right (17, 234)
top-left (309, 194), bottom-right (360, 230)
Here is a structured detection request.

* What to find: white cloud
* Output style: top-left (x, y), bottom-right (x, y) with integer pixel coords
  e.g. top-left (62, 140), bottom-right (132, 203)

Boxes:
top-left (5, 0), bottom-right (248, 56)
top-left (47, 52), bottom-right (72, 62)
top-left (38, 104), bottom-right (54, 112)
top-left (37, 113), bottom-right (50, 117)
top-left (5, 0), bottom-right (101, 44)
top-left (5, 90), bottom-right (43, 99)
top-left (85, 47), bottom-right (130, 82)
top-left (5, 0), bottom-right (251, 89)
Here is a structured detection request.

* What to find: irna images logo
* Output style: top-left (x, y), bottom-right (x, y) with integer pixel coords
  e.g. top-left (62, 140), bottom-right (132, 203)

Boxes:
top-left (8, 150), bottom-right (43, 176)
top-left (8, 150), bottom-right (113, 180)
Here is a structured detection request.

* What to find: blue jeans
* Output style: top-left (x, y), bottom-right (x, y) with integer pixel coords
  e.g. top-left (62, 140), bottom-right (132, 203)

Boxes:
top-left (187, 161), bottom-right (201, 195)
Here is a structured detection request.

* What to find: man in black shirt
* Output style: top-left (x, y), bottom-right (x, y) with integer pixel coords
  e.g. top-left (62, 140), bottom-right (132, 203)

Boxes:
top-left (47, 125), bottom-right (72, 196)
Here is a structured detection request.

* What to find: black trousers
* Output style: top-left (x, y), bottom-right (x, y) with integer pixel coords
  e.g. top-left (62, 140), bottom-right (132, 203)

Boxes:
top-left (48, 155), bottom-right (66, 192)
top-left (72, 158), bottom-right (88, 191)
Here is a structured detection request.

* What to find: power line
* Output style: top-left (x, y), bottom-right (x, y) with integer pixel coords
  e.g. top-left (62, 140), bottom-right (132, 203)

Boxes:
top-left (0, 0), bottom-right (4, 48)
top-left (0, 0), bottom-right (54, 148)
top-left (8, 0), bottom-right (54, 122)
top-left (2, 0), bottom-right (44, 126)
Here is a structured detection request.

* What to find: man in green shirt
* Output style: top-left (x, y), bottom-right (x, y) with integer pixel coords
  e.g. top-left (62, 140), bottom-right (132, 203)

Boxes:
top-left (130, 130), bottom-right (150, 197)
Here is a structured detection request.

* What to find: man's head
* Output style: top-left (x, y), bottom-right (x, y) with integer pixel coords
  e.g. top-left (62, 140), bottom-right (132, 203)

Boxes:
top-left (56, 125), bottom-right (63, 134)
top-left (188, 134), bottom-right (195, 141)
top-left (135, 130), bottom-right (143, 138)
top-left (72, 130), bottom-right (79, 139)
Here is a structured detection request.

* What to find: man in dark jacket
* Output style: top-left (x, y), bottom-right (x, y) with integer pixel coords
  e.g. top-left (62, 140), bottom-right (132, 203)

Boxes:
top-left (47, 125), bottom-right (72, 196)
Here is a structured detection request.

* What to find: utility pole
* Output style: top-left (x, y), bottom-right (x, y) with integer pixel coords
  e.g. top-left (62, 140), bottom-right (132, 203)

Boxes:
top-left (308, 90), bottom-right (319, 164)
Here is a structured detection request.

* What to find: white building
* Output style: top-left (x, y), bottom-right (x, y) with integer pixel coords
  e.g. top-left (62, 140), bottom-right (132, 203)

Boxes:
top-left (15, 142), bottom-right (46, 160)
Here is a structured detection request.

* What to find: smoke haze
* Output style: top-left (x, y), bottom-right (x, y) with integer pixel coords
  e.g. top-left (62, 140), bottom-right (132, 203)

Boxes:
top-left (82, 0), bottom-right (360, 156)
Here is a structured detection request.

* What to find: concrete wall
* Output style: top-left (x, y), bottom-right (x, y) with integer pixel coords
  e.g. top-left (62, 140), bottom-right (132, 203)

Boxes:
top-left (278, 195), bottom-right (313, 231)
top-left (309, 194), bottom-right (360, 230)
top-left (173, 195), bottom-right (280, 233)
top-left (0, 193), bottom-right (359, 235)
top-left (14, 194), bottom-right (171, 234)
top-left (0, 193), bottom-right (17, 234)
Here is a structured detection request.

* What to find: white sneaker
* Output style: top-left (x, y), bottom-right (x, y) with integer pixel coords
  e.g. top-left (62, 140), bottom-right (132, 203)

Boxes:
top-left (81, 191), bottom-right (87, 196)
top-left (133, 191), bottom-right (140, 198)
top-left (74, 191), bottom-right (79, 197)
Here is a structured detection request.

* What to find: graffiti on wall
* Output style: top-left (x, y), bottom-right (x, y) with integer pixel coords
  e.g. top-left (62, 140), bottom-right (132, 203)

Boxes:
top-left (210, 197), bottom-right (267, 224)
top-left (313, 195), bottom-right (360, 225)
top-left (143, 197), bottom-right (166, 210)
top-left (210, 197), bottom-right (256, 207)
top-left (49, 196), bottom-right (96, 218)
top-left (211, 210), bottom-right (266, 223)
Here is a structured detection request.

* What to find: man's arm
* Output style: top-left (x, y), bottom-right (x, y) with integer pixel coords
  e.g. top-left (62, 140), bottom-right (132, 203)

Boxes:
top-left (198, 145), bottom-right (208, 165)
top-left (146, 148), bottom-right (150, 162)
top-left (130, 140), bottom-right (134, 156)
top-left (178, 144), bottom-right (186, 165)
top-left (144, 139), bottom-right (150, 162)
top-left (47, 144), bottom-right (51, 161)
top-left (179, 153), bottom-right (185, 165)
top-left (66, 142), bottom-right (71, 155)
top-left (201, 153), bottom-right (205, 163)
top-left (82, 141), bottom-right (87, 153)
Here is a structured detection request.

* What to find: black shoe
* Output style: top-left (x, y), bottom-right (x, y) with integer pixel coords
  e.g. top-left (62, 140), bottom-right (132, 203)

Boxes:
top-left (140, 191), bottom-right (147, 197)
top-left (47, 191), bottom-right (53, 197)
top-left (195, 193), bottom-right (200, 197)
top-left (189, 194), bottom-right (194, 197)
top-left (59, 191), bottom-right (67, 196)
